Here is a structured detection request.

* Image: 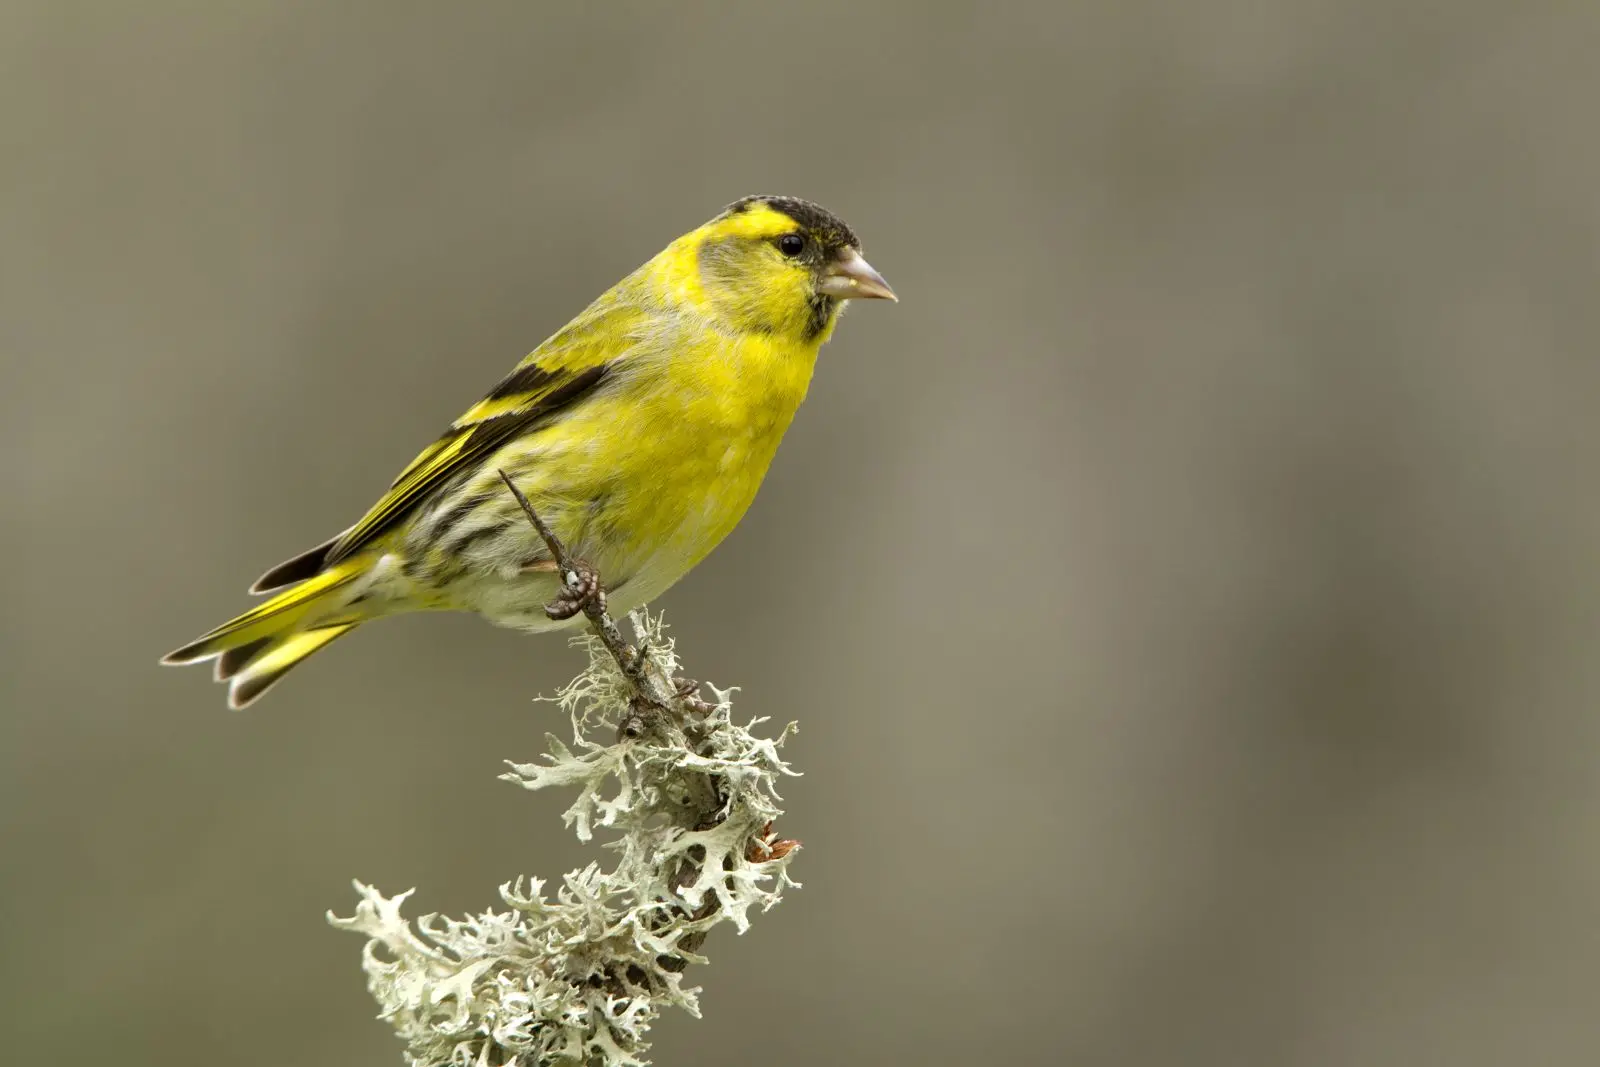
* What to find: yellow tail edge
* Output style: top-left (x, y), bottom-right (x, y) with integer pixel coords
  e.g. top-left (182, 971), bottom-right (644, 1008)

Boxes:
top-left (162, 562), bottom-right (363, 706)
top-left (222, 622), bottom-right (358, 708)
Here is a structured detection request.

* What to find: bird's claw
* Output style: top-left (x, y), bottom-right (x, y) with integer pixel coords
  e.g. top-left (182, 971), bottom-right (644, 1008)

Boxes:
top-left (544, 558), bottom-right (605, 620)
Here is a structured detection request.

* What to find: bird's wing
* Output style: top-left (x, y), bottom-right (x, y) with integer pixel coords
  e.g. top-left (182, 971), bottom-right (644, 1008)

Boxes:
top-left (323, 301), bottom-right (645, 566)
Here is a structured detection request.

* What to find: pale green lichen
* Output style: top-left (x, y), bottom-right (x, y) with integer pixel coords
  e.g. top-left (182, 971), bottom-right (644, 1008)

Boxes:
top-left (329, 611), bottom-right (801, 1067)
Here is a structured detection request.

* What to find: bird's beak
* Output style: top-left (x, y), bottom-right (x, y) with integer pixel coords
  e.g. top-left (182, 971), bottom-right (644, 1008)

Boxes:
top-left (818, 247), bottom-right (897, 302)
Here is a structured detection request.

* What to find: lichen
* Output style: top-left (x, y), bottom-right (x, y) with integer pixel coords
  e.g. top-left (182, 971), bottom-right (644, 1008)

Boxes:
top-left (329, 611), bottom-right (801, 1066)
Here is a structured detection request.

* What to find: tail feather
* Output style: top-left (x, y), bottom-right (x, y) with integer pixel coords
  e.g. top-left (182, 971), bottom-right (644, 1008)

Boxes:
top-left (162, 563), bottom-right (360, 666)
top-left (214, 636), bottom-right (273, 681)
top-left (226, 623), bottom-right (357, 708)
top-left (250, 534), bottom-right (343, 594)
top-left (163, 558), bottom-right (366, 707)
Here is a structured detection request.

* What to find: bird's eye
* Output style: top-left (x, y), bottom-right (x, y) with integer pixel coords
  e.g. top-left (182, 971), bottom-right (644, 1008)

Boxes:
top-left (777, 233), bottom-right (805, 257)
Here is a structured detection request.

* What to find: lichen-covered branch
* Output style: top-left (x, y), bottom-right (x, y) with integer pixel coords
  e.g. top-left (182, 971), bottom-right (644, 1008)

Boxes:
top-left (328, 482), bottom-right (802, 1067)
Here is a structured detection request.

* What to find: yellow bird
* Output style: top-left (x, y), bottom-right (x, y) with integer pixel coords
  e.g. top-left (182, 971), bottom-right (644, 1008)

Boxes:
top-left (163, 196), bottom-right (896, 707)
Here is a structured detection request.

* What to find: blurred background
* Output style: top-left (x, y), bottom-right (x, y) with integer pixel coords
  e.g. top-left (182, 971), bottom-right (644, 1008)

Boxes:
top-left (6, 2), bottom-right (1600, 1064)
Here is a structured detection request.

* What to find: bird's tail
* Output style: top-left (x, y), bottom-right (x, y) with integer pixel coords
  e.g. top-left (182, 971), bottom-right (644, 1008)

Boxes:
top-left (162, 561), bottom-right (365, 708)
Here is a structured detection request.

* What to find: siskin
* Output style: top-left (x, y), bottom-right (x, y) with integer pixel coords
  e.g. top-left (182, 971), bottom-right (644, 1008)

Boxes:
top-left (163, 196), bottom-right (895, 707)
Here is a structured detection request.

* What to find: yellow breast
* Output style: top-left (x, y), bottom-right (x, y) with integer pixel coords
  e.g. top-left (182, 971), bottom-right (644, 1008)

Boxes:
top-left (501, 323), bottom-right (819, 603)
top-left (628, 329), bottom-right (816, 582)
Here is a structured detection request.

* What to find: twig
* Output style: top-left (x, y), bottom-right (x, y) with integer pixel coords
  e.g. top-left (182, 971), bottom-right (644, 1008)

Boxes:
top-left (496, 468), bottom-right (677, 708)
top-left (495, 469), bottom-right (716, 805)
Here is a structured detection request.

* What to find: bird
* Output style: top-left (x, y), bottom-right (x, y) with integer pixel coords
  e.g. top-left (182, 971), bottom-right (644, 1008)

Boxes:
top-left (162, 195), bottom-right (896, 708)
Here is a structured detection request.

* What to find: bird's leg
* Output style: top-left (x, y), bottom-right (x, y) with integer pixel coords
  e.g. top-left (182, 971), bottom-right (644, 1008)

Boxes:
top-left (494, 475), bottom-right (606, 622)
top-left (519, 557), bottom-right (605, 620)
top-left (545, 557), bottom-right (605, 621)
top-left (498, 468), bottom-right (684, 710)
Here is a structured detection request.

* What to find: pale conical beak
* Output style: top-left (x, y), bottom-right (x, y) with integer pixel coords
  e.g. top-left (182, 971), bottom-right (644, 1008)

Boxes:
top-left (818, 247), bottom-right (897, 302)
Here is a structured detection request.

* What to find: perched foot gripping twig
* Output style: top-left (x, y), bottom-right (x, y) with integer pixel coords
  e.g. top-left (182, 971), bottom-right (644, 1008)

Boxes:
top-left (329, 472), bottom-right (802, 1067)
top-left (498, 468), bottom-right (671, 706)
top-left (545, 557), bottom-right (604, 621)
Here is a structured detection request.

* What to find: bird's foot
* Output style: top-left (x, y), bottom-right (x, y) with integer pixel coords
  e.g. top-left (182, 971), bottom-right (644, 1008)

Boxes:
top-left (544, 557), bottom-right (605, 621)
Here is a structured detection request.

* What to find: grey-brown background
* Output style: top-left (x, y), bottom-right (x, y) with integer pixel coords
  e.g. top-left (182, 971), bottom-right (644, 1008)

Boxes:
top-left (6, 3), bottom-right (1600, 1064)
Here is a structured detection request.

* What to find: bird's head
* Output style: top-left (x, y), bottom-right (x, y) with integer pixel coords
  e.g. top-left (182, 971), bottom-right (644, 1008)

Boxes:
top-left (684, 195), bottom-right (896, 342)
